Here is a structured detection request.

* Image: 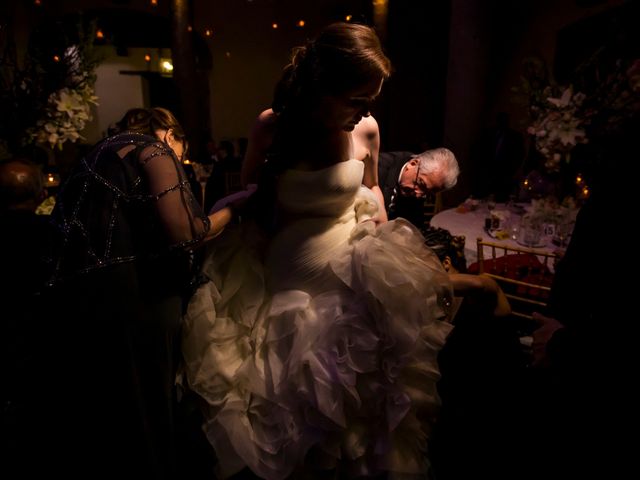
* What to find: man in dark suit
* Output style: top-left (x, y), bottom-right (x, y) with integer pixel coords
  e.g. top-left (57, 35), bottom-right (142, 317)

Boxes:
top-left (378, 147), bottom-right (459, 228)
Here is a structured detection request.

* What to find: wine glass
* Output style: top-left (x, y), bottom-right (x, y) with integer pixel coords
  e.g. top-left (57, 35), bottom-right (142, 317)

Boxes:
top-left (487, 194), bottom-right (496, 212)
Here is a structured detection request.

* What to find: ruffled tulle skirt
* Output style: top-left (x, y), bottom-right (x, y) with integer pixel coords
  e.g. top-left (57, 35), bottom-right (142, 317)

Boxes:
top-left (182, 192), bottom-right (453, 479)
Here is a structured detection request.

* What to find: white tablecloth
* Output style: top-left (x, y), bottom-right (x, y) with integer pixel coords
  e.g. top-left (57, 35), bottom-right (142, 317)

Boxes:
top-left (429, 203), bottom-right (558, 266)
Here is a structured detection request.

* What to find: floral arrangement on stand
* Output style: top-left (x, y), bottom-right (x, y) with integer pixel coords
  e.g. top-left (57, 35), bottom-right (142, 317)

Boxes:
top-left (0, 16), bottom-right (101, 156)
top-left (526, 84), bottom-right (588, 173)
top-left (514, 54), bottom-right (640, 197)
top-left (28, 46), bottom-right (99, 150)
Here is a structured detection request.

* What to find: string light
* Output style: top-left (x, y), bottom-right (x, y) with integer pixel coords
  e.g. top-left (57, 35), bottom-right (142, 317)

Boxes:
top-left (345, 15), bottom-right (352, 21)
top-left (96, 29), bottom-right (104, 39)
top-left (34, 0), bottom-right (41, 5)
top-left (187, 25), bottom-right (193, 32)
top-left (150, 0), bottom-right (158, 6)
top-left (575, 174), bottom-right (583, 185)
top-left (225, 51), bottom-right (231, 58)
top-left (297, 20), bottom-right (305, 27)
top-left (160, 59), bottom-right (174, 72)
top-left (53, 55), bottom-right (60, 62)
top-left (144, 54), bottom-right (151, 62)
top-left (272, 23), bottom-right (278, 29)
top-left (205, 29), bottom-right (212, 37)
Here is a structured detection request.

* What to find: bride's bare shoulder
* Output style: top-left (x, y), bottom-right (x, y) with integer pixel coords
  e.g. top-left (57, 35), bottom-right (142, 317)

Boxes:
top-left (353, 115), bottom-right (379, 138)
top-left (249, 109), bottom-right (277, 146)
top-left (254, 109), bottom-right (277, 131)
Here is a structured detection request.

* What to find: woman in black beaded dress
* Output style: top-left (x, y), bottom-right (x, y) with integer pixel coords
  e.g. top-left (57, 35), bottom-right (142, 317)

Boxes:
top-left (35, 108), bottom-right (238, 478)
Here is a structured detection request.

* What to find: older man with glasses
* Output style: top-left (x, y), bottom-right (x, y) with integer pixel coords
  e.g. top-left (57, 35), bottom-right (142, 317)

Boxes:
top-left (378, 147), bottom-right (460, 229)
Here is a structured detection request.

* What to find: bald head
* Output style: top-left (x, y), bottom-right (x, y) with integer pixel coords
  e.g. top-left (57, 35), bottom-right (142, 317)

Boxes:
top-left (0, 159), bottom-right (45, 211)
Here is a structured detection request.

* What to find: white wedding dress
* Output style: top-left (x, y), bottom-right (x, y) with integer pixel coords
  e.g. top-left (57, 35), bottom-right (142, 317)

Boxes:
top-left (182, 159), bottom-right (454, 479)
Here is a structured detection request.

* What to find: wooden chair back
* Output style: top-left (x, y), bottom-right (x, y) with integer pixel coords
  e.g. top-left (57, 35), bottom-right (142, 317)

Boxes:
top-left (423, 192), bottom-right (442, 226)
top-left (476, 238), bottom-right (558, 320)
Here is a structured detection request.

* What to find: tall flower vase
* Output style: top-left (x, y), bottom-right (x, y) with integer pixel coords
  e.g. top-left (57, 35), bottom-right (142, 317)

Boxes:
top-left (540, 153), bottom-right (579, 202)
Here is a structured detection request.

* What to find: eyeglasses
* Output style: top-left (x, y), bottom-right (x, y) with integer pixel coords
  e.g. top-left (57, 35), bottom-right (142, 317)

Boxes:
top-left (399, 162), bottom-right (429, 199)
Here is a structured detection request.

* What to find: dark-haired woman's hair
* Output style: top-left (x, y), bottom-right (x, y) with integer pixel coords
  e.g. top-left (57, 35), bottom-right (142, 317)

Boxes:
top-left (112, 107), bottom-right (187, 144)
top-left (422, 226), bottom-right (468, 273)
top-left (272, 22), bottom-right (391, 115)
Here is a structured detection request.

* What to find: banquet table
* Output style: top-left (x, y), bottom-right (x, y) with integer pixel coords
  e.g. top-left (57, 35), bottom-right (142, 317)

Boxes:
top-left (430, 202), bottom-right (568, 267)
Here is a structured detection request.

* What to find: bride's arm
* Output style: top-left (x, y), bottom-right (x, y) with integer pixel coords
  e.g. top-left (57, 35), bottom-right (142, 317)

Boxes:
top-left (357, 116), bottom-right (388, 223)
top-left (241, 109), bottom-right (276, 187)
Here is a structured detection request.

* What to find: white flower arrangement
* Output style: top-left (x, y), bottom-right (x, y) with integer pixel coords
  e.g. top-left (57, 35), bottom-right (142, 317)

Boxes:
top-left (29, 46), bottom-right (99, 150)
top-left (529, 196), bottom-right (577, 226)
top-left (526, 87), bottom-right (589, 173)
top-left (516, 55), bottom-right (639, 175)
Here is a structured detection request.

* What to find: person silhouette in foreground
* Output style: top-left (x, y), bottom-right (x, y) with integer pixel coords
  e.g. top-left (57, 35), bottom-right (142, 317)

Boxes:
top-left (529, 117), bottom-right (634, 479)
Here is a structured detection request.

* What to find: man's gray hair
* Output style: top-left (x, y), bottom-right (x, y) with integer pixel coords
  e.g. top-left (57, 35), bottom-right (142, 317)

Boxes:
top-left (414, 147), bottom-right (459, 190)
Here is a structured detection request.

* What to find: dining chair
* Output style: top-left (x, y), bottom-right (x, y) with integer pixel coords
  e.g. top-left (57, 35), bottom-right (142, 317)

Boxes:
top-left (475, 238), bottom-right (558, 321)
top-left (423, 192), bottom-right (442, 227)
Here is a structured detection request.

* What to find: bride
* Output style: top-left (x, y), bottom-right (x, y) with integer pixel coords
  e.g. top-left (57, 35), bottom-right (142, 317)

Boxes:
top-left (182, 22), bottom-right (453, 479)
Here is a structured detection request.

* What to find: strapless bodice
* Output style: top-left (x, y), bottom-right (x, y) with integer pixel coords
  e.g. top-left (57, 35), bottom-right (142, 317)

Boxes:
top-left (276, 159), bottom-right (364, 218)
top-left (267, 159), bottom-right (367, 293)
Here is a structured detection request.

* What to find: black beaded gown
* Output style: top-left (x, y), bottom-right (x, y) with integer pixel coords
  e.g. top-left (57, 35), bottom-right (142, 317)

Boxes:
top-left (36, 133), bottom-right (211, 478)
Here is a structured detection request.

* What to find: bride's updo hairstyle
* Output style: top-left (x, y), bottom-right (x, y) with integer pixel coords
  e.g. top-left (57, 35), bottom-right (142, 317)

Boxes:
top-left (272, 22), bottom-right (391, 116)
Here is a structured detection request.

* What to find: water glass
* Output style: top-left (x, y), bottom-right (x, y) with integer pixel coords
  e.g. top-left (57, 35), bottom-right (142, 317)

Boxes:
top-left (487, 194), bottom-right (496, 212)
